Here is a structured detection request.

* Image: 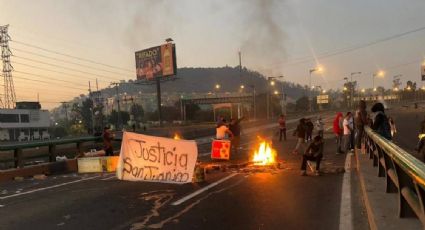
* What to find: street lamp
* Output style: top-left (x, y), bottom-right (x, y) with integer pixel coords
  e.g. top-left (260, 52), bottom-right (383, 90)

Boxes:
top-left (215, 84), bottom-right (221, 89)
top-left (309, 66), bottom-right (323, 112)
top-left (349, 72), bottom-right (361, 108)
top-left (240, 85), bottom-right (245, 89)
top-left (372, 70), bottom-right (385, 91)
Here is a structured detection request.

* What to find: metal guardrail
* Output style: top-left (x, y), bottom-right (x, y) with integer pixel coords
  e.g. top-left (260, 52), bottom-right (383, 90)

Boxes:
top-left (0, 136), bottom-right (103, 168)
top-left (364, 127), bottom-right (425, 225)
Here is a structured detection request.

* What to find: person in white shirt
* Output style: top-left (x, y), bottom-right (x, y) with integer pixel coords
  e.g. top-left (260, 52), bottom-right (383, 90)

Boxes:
top-left (316, 117), bottom-right (324, 138)
top-left (216, 119), bottom-right (233, 140)
top-left (343, 112), bottom-right (354, 153)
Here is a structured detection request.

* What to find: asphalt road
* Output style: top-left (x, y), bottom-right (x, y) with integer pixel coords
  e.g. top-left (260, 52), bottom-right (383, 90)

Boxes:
top-left (0, 113), bottom-right (368, 230)
top-left (388, 107), bottom-right (425, 160)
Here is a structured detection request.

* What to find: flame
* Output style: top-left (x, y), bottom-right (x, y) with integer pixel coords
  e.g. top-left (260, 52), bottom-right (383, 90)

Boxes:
top-left (173, 133), bottom-right (182, 140)
top-left (252, 140), bottom-right (277, 165)
top-left (419, 134), bottom-right (425, 140)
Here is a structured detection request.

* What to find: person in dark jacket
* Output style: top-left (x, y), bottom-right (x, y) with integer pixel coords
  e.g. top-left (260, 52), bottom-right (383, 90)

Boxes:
top-left (371, 103), bottom-right (392, 140)
top-left (292, 118), bottom-right (306, 154)
top-left (305, 119), bottom-right (314, 142)
top-left (229, 117), bottom-right (244, 154)
top-left (300, 135), bottom-right (324, 176)
top-left (355, 100), bottom-right (368, 149)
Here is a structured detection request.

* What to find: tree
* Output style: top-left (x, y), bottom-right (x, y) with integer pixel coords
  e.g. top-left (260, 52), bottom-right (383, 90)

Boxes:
top-left (80, 98), bottom-right (94, 134)
top-left (108, 110), bottom-right (130, 128)
top-left (130, 103), bottom-right (144, 122)
top-left (296, 96), bottom-right (309, 111)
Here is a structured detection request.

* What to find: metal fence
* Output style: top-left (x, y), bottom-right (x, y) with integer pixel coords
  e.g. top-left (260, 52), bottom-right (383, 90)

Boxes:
top-left (364, 127), bottom-right (425, 224)
top-left (0, 136), bottom-right (103, 168)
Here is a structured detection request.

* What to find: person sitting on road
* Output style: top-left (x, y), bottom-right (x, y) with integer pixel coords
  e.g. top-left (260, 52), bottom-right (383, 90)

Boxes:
top-left (292, 118), bottom-right (306, 154)
top-left (216, 119), bottom-right (234, 140)
top-left (300, 135), bottom-right (324, 176)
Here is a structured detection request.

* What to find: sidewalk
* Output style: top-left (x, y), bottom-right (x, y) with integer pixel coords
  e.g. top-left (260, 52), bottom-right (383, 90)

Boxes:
top-left (356, 151), bottom-right (422, 229)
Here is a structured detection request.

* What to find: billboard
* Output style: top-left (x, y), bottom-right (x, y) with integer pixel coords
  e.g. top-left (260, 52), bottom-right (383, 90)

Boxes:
top-left (316, 94), bottom-right (329, 104)
top-left (135, 43), bottom-right (177, 80)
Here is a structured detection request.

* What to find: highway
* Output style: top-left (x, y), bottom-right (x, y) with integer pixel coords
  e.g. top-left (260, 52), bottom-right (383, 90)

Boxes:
top-left (0, 114), bottom-right (369, 230)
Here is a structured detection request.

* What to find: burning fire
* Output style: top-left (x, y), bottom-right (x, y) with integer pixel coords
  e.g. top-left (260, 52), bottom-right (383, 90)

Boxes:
top-left (173, 133), bottom-right (182, 140)
top-left (252, 140), bottom-right (277, 165)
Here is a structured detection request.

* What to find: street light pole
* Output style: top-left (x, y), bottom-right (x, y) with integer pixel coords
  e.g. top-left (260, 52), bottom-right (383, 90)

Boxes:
top-left (309, 67), bottom-right (322, 112)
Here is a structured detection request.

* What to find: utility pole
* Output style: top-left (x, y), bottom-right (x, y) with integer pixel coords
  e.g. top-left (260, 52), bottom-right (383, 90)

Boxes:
top-left (0, 25), bottom-right (15, 108)
top-left (111, 82), bottom-right (122, 130)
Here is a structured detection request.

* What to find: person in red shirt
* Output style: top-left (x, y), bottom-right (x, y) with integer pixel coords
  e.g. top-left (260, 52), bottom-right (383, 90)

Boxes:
top-left (102, 126), bottom-right (114, 156)
top-left (278, 114), bottom-right (287, 141)
top-left (333, 112), bottom-right (344, 154)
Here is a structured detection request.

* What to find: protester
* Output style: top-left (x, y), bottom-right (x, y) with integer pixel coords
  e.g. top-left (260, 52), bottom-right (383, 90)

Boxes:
top-left (333, 112), bottom-right (344, 154)
top-left (292, 118), bottom-right (306, 154)
top-left (102, 126), bottom-right (114, 156)
top-left (306, 118), bottom-right (314, 142)
top-left (343, 112), bottom-right (354, 153)
top-left (216, 119), bottom-right (234, 140)
top-left (229, 117), bottom-right (244, 154)
top-left (417, 134), bottom-right (425, 162)
top-left (355, 100), bottom-right (368, 150)
top-left (300, 135), bottom-right (324, 176)
top-left (349, 111), bottom-right (355, 150)
top-left (388, 116), bottom-right (397, 137)
top-left (216, 115), bottom-right (225, 127)
top-left (316, 116), bottom-right (324, 138)
top-left (371, 103), bottom-right (392, 140)
top-left (278, 114), bottom-right (287, 141)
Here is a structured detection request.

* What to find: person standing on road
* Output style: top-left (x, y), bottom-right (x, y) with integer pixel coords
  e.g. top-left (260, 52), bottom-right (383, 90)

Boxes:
top-left (333, 112), bottom-right (344, 154)
top-left (349, 112), bottom-right (355, 151)
top-left (278, 114), bottom-right (287, 141)
top-left (102, 126), bottom-right (114, 156)
top-left (343, 112), bottom-right (354, 154)
top-left (355, 100), bottom-right (368, 150)
top-left (371, 103), bottom-right (392, 140)
top-left (300, 135), bottom-right (324, 176)
top-left (306, 118), bottom-right (314, 142)
top-left (229, 117), bottom-right (244, 154)
top-left (316, 116), bottom-right (324, 138)
top-left (292, 118), bottom-right (307, 154)
top-left (388, 116), bottom-right (397, 137)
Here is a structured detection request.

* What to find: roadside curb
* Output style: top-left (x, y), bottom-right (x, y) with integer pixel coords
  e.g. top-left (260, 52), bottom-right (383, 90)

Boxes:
top-left (355, 149), bottom-right (377, 230)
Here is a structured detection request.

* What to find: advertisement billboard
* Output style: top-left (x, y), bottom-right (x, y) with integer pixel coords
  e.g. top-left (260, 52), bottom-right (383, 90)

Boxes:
top-left (135, 43), bottom-right (176, 80)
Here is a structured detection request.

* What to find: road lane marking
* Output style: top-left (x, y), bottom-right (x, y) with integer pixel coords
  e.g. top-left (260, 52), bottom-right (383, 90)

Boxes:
top-left (101, 175), bottom-right (116, 181)
top-left (0, 175), bottom-right (101, 200)
top-left (171, 173), bottom-right (238, 206)
top-left (339, 153), bottom-right (353, 230)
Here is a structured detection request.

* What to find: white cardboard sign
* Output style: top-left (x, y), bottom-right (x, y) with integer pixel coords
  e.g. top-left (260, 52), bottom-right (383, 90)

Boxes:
top-left (116, 132), bottom-right (198, 184)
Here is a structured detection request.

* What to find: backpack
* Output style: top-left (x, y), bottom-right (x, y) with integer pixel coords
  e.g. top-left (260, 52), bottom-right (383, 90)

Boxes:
top-left (377, 114), bottom-right (392, 140)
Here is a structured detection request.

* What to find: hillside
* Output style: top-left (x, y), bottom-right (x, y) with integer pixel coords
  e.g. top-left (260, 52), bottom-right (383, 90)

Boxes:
top-left (101, 66), bottom-right (309, 99)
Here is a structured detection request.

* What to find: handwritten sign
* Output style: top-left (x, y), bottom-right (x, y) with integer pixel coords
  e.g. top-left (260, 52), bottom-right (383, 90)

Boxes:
top-left (116, 132), bottom-right (198, 184)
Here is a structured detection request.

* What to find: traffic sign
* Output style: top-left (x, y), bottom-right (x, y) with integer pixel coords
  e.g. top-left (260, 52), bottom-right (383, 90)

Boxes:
top-left (317, 94), bottom-right (329, 104)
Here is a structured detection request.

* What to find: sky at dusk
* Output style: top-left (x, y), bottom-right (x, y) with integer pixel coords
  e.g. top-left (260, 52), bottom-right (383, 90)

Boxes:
top-left (1, 0), bottom-right (425, 109)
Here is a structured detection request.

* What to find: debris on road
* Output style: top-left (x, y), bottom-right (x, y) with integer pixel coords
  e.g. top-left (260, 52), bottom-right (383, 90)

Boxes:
top-left (33, 174), bottom-right (47, 180)
top-left (14, 176), bottom-right (24, 181)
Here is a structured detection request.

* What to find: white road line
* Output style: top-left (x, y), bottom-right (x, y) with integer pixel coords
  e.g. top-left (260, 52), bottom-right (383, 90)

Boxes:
top-left (0, 175), bottom-right (101, 200)
top-left (171, 173), bottom-right (238, 206)
top-left (339, 153), bottom-right (353, 230)
top-left (101, 175), bottom-right (116, 181)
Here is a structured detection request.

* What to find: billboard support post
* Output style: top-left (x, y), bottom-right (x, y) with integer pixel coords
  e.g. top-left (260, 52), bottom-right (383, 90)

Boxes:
top-left (156, 77), bottom-right (163, 126)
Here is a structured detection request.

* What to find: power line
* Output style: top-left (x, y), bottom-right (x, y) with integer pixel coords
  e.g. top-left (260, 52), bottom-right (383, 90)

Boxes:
top-left (271, 24), bottom-right (425, 67)
top-left (11, 40), bottom-right (134, 73)
top-left (13, 47), bottom-right (133, 76)
top-left (12, 75), bottom-right (88, 91)
top-left (14, 70), bottom-right (89, 87)
top-left (13, 55), bottom-right (128, 81)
